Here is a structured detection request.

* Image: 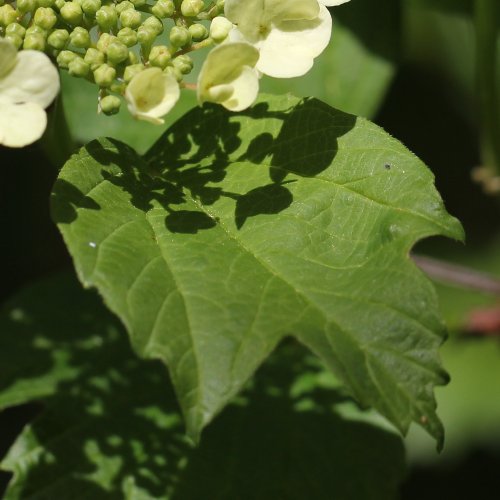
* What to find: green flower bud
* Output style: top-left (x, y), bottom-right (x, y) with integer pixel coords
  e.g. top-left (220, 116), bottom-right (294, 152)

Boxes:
top-left (69, 26), bottom-right (91, 48)
top-left (37, 0), bottom-right (56, 7)
top-left (26, 24), bottom-right (48, 37)
top-left (123, 63), bottom-right (144, 82)
top-left (180, 0), bottom-right (204, 17)
top-left (0, 5), bottom-right (18, 26)
top-left (54, 0), bottom-right (65, 10)
top-left (93, 63), bottom-right (116, 87)
top-left (84, 47), bottom-right (105, 70)
top-left (23, 33), bottom-right (46, 50)
top-left (16, 0), bottom-right (37, 13)
top-left (188, 23), bottom-right (208, 41)
top-left (100, 95), bottom-right (121, 115)
top-left (137, 25), bottom-right (157, 47)
top-left (209, 16), bottom-right (233, 43)
top-left (6, 22), bottom-right (26, 38)
top-left (106, 40), bottom-right (128, 64)
top-left (33, 7), bottom-right (57, 29)
top-left (163, 65), bottom-right (183, 82)
top-left (110, 81), bottom-right (126, 94)
top-left (169, 26), bottom-right (191, 47)
top-left (47, 28), bottom-right (70, 49)
top-left (68, 56), bottom-right (90, 77)
top-left (127, 50), bottom-right (139, 64)
top-left (81, 0), bottom-right (101, 16)
top-left (149, 45), bottom-right (171, 69)
top-left (96, 5), bottom-right (117, 31)
top-left (96, 32), bottom-right (116, 53)
top-left (151, 0), bottom-right (174, 19)
top-left (172, 54), bottom-right (193, 74)
top-left (117, 27), bottom-right (137, 47)
top-left (119, 8), bottom-right (141, 29)
top-left (115, 1), bottom-right (133, 15)
top-left (57, 49), bottom-right (77, 68)
top-left (60, 2), bottom-right (83, 25)
top-left (5, 33), bottom-right (23, 49)
top-left (129, 0), bottom-right (146, 8)
top-left (143, 16), bottom-right (163, 35)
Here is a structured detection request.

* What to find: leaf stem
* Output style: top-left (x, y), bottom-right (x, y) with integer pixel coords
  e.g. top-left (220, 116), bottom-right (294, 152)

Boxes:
top-left (475, 0), bottom-right (500, 173)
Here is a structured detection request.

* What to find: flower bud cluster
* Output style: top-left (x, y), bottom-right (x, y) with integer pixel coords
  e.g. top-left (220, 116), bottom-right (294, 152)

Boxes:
top-left (0, 0), bottom-right (225, 120)
top-left (0, 0), bottom-right (350, 124)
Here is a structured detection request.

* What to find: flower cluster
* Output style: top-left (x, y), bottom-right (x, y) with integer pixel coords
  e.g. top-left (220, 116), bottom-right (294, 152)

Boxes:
top-left (0, 0), bottom-right (351, 146)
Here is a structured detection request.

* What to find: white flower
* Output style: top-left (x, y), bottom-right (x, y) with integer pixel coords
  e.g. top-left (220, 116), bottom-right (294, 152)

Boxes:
top-left (125, 67), bottom-right (180, 125)
top-left (224, 0), bottom-right (340, 78)
top-left (0, 39), bottom-right (60, 148)
top-left (197, 42), bottom-right (260, 112)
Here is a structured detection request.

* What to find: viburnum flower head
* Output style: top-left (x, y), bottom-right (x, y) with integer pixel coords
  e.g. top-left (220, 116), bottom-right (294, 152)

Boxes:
top-left (224, 0), bottom-right (351, 79)
top-left (0, 39), bottom-right (60, 148)
top-left (197, 42), bottom-right (260, 111)
top-left (125, 67), bottom-right (180, 124)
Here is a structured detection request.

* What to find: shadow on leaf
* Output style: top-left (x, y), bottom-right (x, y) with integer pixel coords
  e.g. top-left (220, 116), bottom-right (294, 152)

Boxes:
top-left (53, 97), bottom-right (355, 234)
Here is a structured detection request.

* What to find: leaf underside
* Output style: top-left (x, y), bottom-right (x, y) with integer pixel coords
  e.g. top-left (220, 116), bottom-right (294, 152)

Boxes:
top-left (51, 94), bottom-right (463, 446)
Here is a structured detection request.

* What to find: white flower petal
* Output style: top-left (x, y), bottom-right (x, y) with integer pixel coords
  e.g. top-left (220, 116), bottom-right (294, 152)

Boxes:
top-left (320, 0), bottom-right (351, 6)
top-left (221, 66), bottom-right (260, 111)
top-left (207, 84), bottom-right (235, 103)
top-left (263, 0), bottom-right (319, 22)
top-left (0, 38), bottom-right (17, 78)
top-left (224, 0), bottom-right (264, 41)
top-left (125, 68), bottom-right (180, 125)
top-left (257, 5), bottom-right (332, 78)
top-left (198, 43), bottom-right (259, 112)
top-left (0, 100), bottom-right (47, 148)
top-left (210, 16), bottom-right (234, 43)
top-left (0, 50), bottom-right (59, 109)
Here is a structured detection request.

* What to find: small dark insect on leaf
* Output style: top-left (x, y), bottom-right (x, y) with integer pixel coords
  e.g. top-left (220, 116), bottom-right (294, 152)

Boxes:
top-left (385, 163), bottom-right (391, 170)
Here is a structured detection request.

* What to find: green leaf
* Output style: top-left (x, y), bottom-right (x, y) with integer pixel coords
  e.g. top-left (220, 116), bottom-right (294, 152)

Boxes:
top-left (51, 94), bottom-right (463, 446)
top-left (1, 274), bottom-right (406, 499)
top-left (261, 0), bottom-right (401, 118)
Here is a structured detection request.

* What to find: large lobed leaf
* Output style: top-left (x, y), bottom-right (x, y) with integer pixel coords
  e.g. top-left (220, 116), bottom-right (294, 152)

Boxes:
top-left (51, 94), bottom-right (463, 446)
top-left (0, 274), bottom-right (405, 499)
